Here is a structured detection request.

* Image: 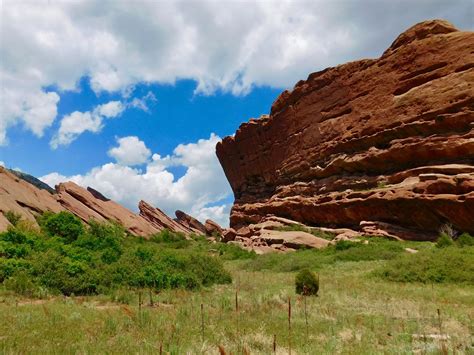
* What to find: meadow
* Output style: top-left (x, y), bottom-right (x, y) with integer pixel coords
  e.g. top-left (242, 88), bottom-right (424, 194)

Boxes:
top-left (0, 212), bottom-right (473, 354)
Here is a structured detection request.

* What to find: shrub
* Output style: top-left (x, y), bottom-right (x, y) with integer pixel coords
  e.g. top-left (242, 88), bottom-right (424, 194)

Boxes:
top-left (456, 233), bottom-right (474, 247)
top-left (295, 269), bottom-right (319, 296)
top-left (3, 210), bottom-right (22, 226)
top-left (4, 271), bottom-right (37, 296)
top-left (376, 246), bottom-right (474, 284)
top-left (436, 233), bottom-right (454, 248)
top-left (41, 211), bottom-right (84, 242)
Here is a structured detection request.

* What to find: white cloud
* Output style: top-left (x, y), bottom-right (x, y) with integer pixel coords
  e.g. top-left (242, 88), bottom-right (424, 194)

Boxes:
top-left (1, 0), bottom-right (472, 144)
top-left (96, 100), bottom-right (124, 118)
top-left (50, 100), bottom-right (124, 149)
top-left (41, 133), bottom-right (232, 226)
top-left (108, 136), bottom-right (151, 166)
top-left (0, 161), bottom-right (5, 167)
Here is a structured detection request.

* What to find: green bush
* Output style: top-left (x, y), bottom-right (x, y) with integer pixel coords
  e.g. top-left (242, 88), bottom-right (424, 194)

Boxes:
top-left (41, 211), bottom-right (84, 242)
top-left (295, 269), bottom-right (319, 296)
top-left (456, 233), bottom-right (474, 247)
top-left (3, 210), bottom-right (22, 226)
top-left (0, 213), bottom-right (232, 296)
top-left (376, 246), bottom-right (474, 284)
top-left (436, 233), bottom-right (454, 248)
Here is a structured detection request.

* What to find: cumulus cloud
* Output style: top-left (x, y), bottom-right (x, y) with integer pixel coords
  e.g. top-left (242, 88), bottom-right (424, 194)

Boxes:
top-left (1, 0), bottom-right (472, 144)
top-left (41, 134), bottom-right (232, 226)
top-left (50, 100), bottom-right (124, 148)
top-left (108, 136), bottom-right (152, 166)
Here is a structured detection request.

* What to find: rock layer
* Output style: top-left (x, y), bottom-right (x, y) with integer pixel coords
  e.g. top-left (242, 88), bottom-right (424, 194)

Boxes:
top-left (0, 167), bottom-right (206, 238)
top-left (216, 20), bottom-right (474, 239)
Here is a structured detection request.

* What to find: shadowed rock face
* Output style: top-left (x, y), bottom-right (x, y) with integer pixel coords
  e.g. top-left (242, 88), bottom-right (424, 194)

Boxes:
top-left (216, 20), bottom-right (474, 239)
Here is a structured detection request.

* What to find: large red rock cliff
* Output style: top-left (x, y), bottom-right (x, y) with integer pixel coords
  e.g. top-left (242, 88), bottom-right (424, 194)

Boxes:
top-left (216, 20), bottom-right (474, 239)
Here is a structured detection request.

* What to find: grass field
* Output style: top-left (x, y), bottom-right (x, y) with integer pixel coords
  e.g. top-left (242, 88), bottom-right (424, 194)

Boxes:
top-left (1, 249), bottom-right (473, 354)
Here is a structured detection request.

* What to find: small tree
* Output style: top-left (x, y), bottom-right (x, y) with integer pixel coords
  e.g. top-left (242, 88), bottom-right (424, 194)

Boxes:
top-left (295, 269), bottom-right (319, 296)
top-left (42, 211), bottom-right (84, 242)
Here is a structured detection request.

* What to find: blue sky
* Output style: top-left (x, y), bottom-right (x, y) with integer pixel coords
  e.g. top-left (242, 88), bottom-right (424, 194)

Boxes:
top-left (0, 78), bottom-right (280, 177)
top-left (1, 0), bottom-right (472, 225)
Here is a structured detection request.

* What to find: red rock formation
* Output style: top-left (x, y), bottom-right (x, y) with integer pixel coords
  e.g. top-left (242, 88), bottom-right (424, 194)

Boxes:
top-left (216, 20), bottom-right (474, 240)
top-left (56, 182), bottom-right (158, 237)
top-left (0, 167), bottom-right (203, 238)
top-left (138, 201), bottom-right (194, 235)
top-left (175, 210), bottom-right (207, 235)
top-left (204, 219), bottom-right (224, 236)
top-left (0, 167), bottom-right (63, 229)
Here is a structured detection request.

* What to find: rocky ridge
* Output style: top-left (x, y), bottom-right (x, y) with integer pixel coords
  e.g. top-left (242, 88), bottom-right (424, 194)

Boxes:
top-left (0, 166), bottom-right (222, 238)
top-left (216, 20), bottom-right (474, 242)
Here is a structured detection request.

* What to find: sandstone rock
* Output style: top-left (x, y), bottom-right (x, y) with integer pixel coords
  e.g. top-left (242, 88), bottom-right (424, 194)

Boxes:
top-left (56, 182), bottom-right (158, 237)
top-left (138, 201), bottom-right (193, 235)
top-left (0, 167), bottom-right (63, 229)
top-left (216, 20), bottom-right (474, 240)
top-left (204, 219), bottom-right (224, 236)
top-left (259, 230), bottom-right (330, 250)
top-left (175, 210), bottom-right (207, 235)
top-left (222, 228), bottom-right (237, 242)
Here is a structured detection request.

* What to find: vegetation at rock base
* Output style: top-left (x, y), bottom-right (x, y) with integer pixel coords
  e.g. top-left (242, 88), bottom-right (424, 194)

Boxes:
top-left (295, 268), bottom-right (319, 296)
top-left (3, 210), bottom-right (22, 227)
top-left (0, 212), bottom-right (237, 296)
top-left (0, 215), bottom-right (473, 353)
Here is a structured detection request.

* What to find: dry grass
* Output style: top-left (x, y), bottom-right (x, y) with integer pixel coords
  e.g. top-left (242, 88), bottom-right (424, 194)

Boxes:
top-left (0, 260), bottom-right (473, 354)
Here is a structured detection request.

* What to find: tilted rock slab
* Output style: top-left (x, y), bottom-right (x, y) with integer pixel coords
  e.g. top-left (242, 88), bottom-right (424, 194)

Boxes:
top-left (138, 201), bottom-right (194, 235)
top-left (216, 20), bottom-right (474, 240)
top-left (56, 182), bottom-right (159, 237)
top-left (0, 168), bottom-right (201, 238)
top-left (0, 167), bottom-right (63, 229)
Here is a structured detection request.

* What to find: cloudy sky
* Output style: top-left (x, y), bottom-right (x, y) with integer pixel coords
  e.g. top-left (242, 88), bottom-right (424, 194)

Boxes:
top-left (0, 0), bottom-right (472, 226)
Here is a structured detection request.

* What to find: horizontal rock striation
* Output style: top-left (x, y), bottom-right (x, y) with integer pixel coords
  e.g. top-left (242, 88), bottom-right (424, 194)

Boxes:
top-left (216, 20), bottom-right (474, 239)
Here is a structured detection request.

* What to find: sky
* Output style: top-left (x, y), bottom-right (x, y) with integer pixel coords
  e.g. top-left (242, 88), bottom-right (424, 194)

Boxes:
top-left (0, 0), bottom-right (473, 226)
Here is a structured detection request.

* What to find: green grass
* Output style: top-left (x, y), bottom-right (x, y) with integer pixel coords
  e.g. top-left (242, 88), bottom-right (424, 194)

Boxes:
top-left (1, 213), bottom-right (473, 353)
top-left (243, 237), bottom-right (432, 272)
top-left (1, 260), bottom-right (472, 353)
top-left (376, 246), bottom-right (474, 284)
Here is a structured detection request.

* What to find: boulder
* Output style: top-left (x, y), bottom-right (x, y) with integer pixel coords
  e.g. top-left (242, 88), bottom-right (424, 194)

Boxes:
top-left (204, 219), bottom-right (224, 236)
top-left (216, 20), bottom-right (474, 240)
top-left (259, 230), bottom-right (330, 250)
top-left (222, 228), bottom-right (237, 242)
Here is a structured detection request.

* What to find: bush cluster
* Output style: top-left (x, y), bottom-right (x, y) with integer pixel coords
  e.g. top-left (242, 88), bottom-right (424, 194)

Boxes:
top-left (295, 269), bottom-right (319, 296)
top-left (0, 212), bottom-right (232, 296)
top-left (377, 235), bottom-right (474, 284)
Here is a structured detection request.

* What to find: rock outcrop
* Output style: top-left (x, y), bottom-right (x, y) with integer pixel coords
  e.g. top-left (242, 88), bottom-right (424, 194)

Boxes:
top-left (0, 167), bottom-right (63, 229)
top-left (204, 219), bottom-right (224, 236)
top-left (0, 167), bottom-right (207, 238)
top-left (175, 210), bottom-right (207, 235)
top-left (216, 20), bottom-right (474, 240)
top-left (138, 201), bottom-right (194, 235)
top-left (55, 182), bottom-right (159, 237)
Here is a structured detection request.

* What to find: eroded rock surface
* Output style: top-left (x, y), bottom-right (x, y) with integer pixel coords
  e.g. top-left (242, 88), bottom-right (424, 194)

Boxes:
top-left (217, 20), bottom-right (474, 240)
top-left (175, 210), bottom-right (207, 235)
top-left (0, 168), bottom-right (204, 238)
top-left (139, 201), bottom-right (194, 235)
top-left (56, 182), bottom-right (159, 237)
top-left (0, 167), bottom-right (63, 229)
